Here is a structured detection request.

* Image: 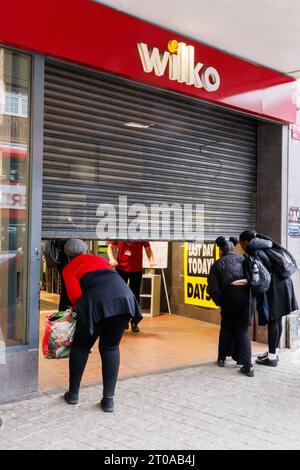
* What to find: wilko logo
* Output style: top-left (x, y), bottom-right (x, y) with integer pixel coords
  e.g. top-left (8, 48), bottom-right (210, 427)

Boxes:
top-left (137, 40), bottom-right (221, 92)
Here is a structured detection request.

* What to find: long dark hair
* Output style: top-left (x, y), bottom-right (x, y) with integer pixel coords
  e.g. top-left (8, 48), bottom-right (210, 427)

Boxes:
top-left (239, 231), bottom-right (297, 267)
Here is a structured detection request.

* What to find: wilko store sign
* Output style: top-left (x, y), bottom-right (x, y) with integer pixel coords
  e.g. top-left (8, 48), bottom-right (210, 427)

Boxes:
top-left (1, 0), bottom-right (297, 123)
top-left (0, 184), bottom-right (26, 210)
top-left (138, 40), bottom-right (221, 92)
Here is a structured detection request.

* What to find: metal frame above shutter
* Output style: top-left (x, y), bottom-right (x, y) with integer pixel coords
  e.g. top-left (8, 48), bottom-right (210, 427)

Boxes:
top-left (42, 59), bottom-right (257, 240)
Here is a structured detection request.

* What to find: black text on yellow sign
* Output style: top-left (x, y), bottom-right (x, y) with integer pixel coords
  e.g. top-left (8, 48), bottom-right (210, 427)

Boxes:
top-left (184, 242), bottom-right (219, 309)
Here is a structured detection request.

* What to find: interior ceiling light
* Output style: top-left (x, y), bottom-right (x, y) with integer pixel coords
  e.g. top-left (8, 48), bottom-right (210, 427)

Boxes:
top-left (125, 122), bottom-right (152, 129)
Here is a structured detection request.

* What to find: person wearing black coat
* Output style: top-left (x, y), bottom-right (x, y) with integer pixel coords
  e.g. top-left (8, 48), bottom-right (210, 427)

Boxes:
top-left (207, 237), bottom-right (254, 377)
top-left (62, 239), bottom-right (142, 412)
top-left (239, 231), bottom-right (298, 367)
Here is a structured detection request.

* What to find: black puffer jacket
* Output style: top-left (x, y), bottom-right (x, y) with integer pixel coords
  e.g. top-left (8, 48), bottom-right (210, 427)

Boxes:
top-left (246, 238), bottom-right (273, 268)
top-left (207, 252), bottom-right (246, 306)
top-left (246, 237), bottom-right (298, 324)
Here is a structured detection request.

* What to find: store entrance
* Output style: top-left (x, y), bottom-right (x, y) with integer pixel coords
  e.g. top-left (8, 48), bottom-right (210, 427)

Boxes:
top-left (38, 59), bottom-right (264, 392)
top-left (38, 240), bottom-right (265, 393)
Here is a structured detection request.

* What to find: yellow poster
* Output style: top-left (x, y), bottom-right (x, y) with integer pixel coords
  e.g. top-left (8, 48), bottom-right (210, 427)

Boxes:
top-left (184, 242), bottom-right (220, 309)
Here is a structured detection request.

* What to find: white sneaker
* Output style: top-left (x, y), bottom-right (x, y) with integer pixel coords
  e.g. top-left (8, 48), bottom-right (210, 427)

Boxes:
top-left (257, 351), bottom-right (279, 362)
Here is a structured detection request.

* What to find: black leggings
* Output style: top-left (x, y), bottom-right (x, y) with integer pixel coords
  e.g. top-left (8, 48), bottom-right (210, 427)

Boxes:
top-left (219, 285), bottom-right (252, 368)
top-left (268, 318), bottom-right (283, 354)
top-left (69, 314), bottom-right (130, 398)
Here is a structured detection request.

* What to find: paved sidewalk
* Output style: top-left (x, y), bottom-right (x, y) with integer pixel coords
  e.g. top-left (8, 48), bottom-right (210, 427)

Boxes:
top-left (1, 351), bottom-right (300, 450)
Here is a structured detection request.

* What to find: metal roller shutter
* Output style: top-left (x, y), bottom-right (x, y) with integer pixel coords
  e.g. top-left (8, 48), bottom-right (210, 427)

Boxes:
top-left (42, 60), bottom-right (257, 240)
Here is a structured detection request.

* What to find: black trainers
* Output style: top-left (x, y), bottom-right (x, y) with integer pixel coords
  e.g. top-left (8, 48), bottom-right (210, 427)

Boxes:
top-left (101, 397), bottom-right (114, 413)
top-left (131, 323), bottom-right (140, 333)
top-left (239, 366), bottom-right (254, 378)
top-left (64, 392), bottom-right (79, 405)
top-left (255, 356), bottom-right (278, 367)
top-left (257, 351), bottom-right (279, 362)
top-left (217, 359), bottom-right (226, 368)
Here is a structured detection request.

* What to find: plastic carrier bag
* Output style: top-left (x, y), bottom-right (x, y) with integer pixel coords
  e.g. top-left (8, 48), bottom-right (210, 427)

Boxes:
top-left (42, 308), bottom-right (77, 359)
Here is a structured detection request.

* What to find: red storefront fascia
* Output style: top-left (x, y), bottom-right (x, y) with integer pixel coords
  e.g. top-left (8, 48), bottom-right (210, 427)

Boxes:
top-left (1, 0), bottom-right (297, 123)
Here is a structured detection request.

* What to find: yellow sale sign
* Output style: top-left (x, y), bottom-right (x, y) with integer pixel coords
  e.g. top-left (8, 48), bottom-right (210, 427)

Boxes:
top-left (184, 242), bottom-right (220, 309)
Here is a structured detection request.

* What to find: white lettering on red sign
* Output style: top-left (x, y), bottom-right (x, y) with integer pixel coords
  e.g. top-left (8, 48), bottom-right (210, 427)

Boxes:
top-left (137, 42), bottom-right (220, 92)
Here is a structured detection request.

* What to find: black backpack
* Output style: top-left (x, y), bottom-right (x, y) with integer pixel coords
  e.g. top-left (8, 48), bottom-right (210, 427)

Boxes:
top-left (267, 247), bottom-right (297, 280)
top-left (243, 255), bottom-right (271, 294)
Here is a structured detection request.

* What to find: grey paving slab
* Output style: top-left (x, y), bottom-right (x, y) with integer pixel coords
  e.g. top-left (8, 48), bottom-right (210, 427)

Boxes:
top-left (1, 350), bottom-right (300, 450)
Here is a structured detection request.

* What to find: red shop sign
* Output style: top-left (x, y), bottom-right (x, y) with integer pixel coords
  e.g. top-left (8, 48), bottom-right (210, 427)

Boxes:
top-left (1, 0), bottom-right (297, 123)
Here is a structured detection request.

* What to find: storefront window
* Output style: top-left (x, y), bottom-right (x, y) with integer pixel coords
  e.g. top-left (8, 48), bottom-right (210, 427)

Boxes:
top-left (0, 48), bottom-right (31, 347)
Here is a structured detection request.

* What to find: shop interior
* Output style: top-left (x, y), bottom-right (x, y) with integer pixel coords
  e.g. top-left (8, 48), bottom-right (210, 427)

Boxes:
top-left (38, 240), bottom-right (265, 392)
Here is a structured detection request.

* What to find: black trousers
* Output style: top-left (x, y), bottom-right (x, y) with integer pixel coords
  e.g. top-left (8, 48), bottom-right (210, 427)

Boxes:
top-left (219, 285), bottom-right (253, 368)
top-left (116, 269), bottom-right (143, 325)
top-left (69, 314), bottom-right (130, 397)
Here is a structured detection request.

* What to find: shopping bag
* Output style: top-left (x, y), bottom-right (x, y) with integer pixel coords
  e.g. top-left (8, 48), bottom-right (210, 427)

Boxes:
top-left (42, 308), bottom-right (77, 359)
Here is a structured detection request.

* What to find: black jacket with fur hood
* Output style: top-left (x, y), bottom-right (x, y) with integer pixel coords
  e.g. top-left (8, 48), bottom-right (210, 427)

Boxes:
top-left (246, 237), bottom-right (298, 324)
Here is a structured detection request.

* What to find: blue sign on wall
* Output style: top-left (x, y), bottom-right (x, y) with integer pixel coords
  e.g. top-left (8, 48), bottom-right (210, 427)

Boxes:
top-left (289, 207), bottom-right (300, 237)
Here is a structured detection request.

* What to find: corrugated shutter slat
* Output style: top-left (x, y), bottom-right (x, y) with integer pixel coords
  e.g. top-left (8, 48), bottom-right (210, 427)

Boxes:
top-left (42, 60), bottom-right (257, 240)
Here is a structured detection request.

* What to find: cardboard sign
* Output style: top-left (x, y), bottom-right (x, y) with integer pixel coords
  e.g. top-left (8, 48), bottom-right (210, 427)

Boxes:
top-left (143, 242), bottom-right (168, 269)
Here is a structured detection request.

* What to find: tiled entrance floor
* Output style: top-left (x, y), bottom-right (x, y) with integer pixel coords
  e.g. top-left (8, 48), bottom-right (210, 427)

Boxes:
top-left (39, 293), bottom-right (265, 391)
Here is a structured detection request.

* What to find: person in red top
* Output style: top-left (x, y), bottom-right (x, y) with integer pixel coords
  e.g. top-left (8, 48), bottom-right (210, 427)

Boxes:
top-left (108, 241), bottom-right (154, 333)
top-left (62, 239), bottom-right (142, 412)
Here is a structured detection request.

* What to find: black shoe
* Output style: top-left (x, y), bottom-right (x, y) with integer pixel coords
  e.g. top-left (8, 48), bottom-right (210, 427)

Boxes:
top-left (101, 397), bottom-right (114, 413)
top-left (217, 359), bottom-right (226, 368)
top-left (64, 392), bottom-right (79, 405)
top-left (257, 351), bottom-right (268, 360)
top-left (256, 357), bottom-right (278, 367)
top-left (131, 323), bottom-right (140, 333)
top-left (239, 366), bottom-right (255, 378)
top-left (257, 351), bottom-right (279, 362)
